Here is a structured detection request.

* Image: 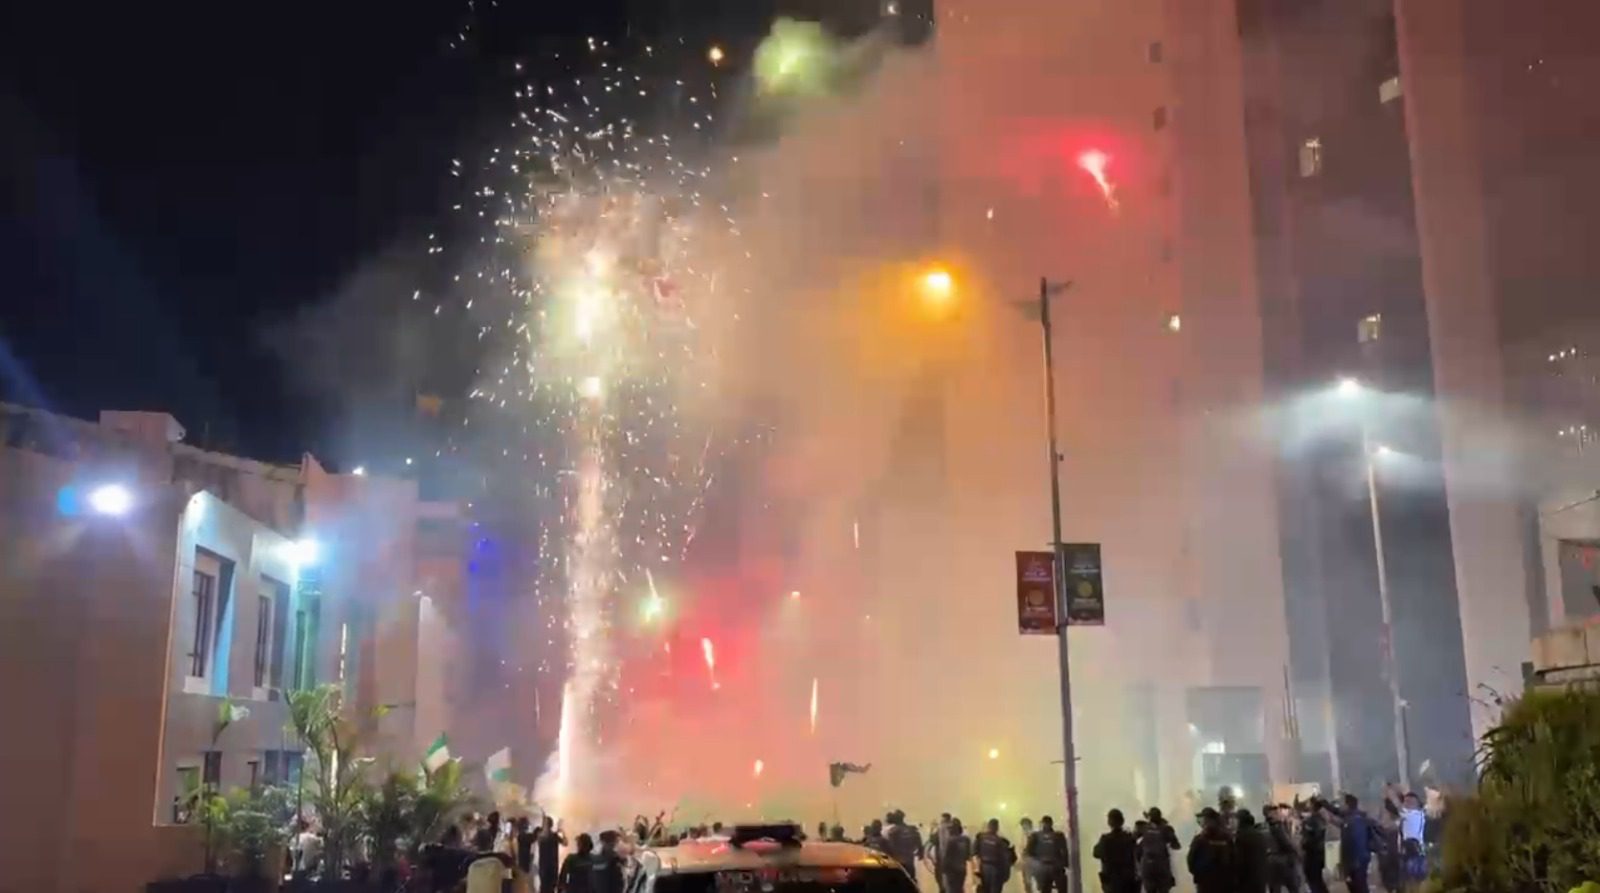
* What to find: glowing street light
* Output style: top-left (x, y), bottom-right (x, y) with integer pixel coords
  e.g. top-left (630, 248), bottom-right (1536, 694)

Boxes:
top-left (288, 538), bottom-right (321, 567)
top-left (916, 265), bottom-right (957, 318)
top-left (88, 483), bottom-right (133, 517)
top-left (987, 747), bottom-right (1001, 760)
top-left (708, 44), bottom-right (726, 65)
top-left (1333, 373), bottom-right (1410, 788)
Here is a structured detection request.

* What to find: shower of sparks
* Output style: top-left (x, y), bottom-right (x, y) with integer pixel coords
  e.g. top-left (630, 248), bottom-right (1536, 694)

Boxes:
top-left (702, 636), bottom-right (718, 690)
top-left (433, 36), bottom-right (733, 820)
top-left (809, 676), bottom-right (819, 735)
top-left (753, 758), bottom-right (765, 778)
top-left (1076, 149), bottom-right (1118, 212)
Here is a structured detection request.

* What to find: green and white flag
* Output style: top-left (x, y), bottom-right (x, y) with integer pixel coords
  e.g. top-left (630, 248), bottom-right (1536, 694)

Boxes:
top-left (485, 747), bottom-right (512, 785)
top-left (423, 733), bottom-right (451, 772)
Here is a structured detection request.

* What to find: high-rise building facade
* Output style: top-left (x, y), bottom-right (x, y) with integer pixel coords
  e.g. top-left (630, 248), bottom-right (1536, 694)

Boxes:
top-left (926, 0), bottom-right (1600, 806)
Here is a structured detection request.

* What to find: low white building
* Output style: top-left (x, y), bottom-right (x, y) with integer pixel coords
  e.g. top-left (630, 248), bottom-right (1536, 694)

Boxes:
top-left (0, 404), bottom-right (465, 893)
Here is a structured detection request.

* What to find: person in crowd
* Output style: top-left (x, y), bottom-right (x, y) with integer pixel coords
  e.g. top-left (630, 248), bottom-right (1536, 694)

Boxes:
top-left (591, 831), bottom-right (625, 893)
top-left (1264, 804), bottom-right (1301, 893)
top-left (1137, 808), bottom-right (1181, 893)
top-left (537, 815), bottom-right (567, 893)
top-left (1016, 818), bottom-right (1037, 893)
top-left (863, 819), bottom-right (889, 853)
top-left (974, 819), bottom-right (1017, 893)
top-left (1024, 816), bottom-right (1069, 893)
top-left (1298, 798), bottom-right (1331, 893)
top-left (1384, 787), bottom-right (1428, 890)
top-left (938, 818), bottom-right (972, 893)
top-left (1234, 810), bottom-right (1270, 893)
top-left (1091, 809), bottom-right (1139, 893)
top-left (513, 817), bottom-right (537, 876)
top-left (292, 817), bottom-right (324, 879)
top-left (1186, 808), bottom-right (1237, 893)
top-left (1217, 789), bottom-right (1240, 837)
top-left (424, 825), bottom-right (474, 893)
top-left (557, 833), bottom-right (594, 893)
top-left (927, 814), bottom-right (954, 892)
top-left (1328, 794), bottom-right (1379, 893)
top-left (1377, 799), bottom-right (1403, 892)
top-left (885, 810), bottom-right (925, 878)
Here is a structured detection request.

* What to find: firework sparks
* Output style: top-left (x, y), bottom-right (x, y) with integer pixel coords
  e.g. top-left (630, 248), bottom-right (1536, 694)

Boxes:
top-left (437, 35), bottom-right (732, 822)
top-left (701, 636), bottom-right (718, 690)
top-left (1076, 149), bottom-right (1118, 212)
top-left (809, 676), bottom-right (819, 735)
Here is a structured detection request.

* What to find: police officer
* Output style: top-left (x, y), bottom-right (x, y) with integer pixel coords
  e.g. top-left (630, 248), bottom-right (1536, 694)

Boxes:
top-left (1186, 808), bottom-right (1237, 893)
top-left (1024, 816), bottom-right (1069, 893)
top-left (1092, 809), bottom-right (1139, 893)
top-left (941, 818), bottom-right (974, 893)
top-left (974, 819), bottom-right (1017, 893)
top-left (1137, 809), bottom-right (1181, 893)
top-left (884, 810), bottom-right (924, 879)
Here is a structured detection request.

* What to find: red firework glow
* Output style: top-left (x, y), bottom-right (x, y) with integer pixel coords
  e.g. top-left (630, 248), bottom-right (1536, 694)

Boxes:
top-left (1076, 149), bottom-right (1118, 211)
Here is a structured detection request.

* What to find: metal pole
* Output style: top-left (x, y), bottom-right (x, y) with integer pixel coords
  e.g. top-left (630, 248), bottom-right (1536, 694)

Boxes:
top-left (1039, 276), bottom-right (1083, 893)
top-left (1363, 427), bottom-right (1410, 789)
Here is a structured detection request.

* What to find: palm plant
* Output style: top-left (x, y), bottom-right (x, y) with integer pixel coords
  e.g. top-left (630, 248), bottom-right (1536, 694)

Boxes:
top-left (1435, 685), bottom-right (1600, 893)
top-left (285, 684), bottom-right (378, 877)
top-left (410, 759), bottom-right (474, 855)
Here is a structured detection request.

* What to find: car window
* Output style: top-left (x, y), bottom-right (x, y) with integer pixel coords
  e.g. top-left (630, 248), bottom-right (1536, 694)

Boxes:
top-left (654, 867), bottom-right (916, 893)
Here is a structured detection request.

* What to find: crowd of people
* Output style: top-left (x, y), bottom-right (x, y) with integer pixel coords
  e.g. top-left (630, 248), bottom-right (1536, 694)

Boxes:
top-left (285, 783), bottom-right (1438, 893)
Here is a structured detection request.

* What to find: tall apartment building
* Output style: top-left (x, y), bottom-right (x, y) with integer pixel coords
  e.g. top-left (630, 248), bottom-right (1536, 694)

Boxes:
top-left (905, 0), bottom-right (1600, 808)
top-left (0, 403), bottom-right (465, 893)
top-left (926, 0), bottom-right (1291, 815)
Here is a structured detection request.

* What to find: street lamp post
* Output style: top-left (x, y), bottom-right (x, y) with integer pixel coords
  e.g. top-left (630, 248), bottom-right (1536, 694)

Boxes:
top-left (1037, 276), bottom-right (1083, 893)
top-left (1361, 431), bottom-right (1410, 790)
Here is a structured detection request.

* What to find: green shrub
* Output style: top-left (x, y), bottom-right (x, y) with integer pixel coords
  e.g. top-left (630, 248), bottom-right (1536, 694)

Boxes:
top-left (1436, 685), bottom-right (1600, 893)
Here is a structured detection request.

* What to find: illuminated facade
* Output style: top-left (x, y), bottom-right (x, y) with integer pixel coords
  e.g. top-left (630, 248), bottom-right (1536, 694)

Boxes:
top-left (0, 403), bottom-right (464, 893)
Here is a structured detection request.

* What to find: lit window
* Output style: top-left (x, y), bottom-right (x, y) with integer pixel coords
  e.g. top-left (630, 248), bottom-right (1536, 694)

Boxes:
top-left (1358, 313), bottom-right (1382, 343)
top-left (1378, 75), bottom-right (1402, 104)
top-left (1300, 137), bottom-right (1323, 178)
top-left (1166, 314), bottom-right (1182, 333)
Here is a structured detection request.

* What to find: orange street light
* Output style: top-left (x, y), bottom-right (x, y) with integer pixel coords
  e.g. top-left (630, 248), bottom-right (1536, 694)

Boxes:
top-left (917, 266), bottom-right (956, 315)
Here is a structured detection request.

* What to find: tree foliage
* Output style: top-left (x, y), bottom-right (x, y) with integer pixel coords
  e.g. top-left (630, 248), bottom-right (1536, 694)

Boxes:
top-left (1435, 685), bottom-right (1600, 893)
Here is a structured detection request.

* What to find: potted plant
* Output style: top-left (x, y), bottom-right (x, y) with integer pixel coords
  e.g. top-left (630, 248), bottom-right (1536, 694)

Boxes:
top-left (223, 785), bottom-right (295, 893)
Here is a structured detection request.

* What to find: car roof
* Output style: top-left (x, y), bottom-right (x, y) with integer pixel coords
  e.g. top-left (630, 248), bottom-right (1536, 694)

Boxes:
top-left (639, 840), bottom-right (902, 875)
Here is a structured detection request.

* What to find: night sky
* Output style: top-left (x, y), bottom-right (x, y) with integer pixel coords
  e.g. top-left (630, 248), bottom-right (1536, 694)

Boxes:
top-left (0, 0), bottom-right (775, 461)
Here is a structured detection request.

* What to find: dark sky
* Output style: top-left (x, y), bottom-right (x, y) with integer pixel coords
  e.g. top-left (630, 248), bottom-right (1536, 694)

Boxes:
top-left (0, 0), bottom-right (776, 462)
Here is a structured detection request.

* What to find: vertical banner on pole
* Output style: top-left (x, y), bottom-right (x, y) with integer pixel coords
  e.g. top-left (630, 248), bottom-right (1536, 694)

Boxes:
top-left (1016, 550), bottom-right (1058, 634)
top-left (1061, 543), bottom-right (1105, 626)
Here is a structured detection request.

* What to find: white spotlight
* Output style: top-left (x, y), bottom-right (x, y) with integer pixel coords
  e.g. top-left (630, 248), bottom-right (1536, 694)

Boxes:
top-left (88, 483), bottom-right (133, 517)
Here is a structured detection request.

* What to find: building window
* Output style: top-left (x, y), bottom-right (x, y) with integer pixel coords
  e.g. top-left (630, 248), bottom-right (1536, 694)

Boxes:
top-left (1378, 75), bottom-right (1402, 105)
top-left (202, 750), bottom-right (222, 788)
top-left (1299, 137), bottom-right (1323, 178)
top-left (1148, 41), bottom-right (1164, 63)
top-left (1166, 313), bottom-right (1183, 333)
top-left (1153, 106), bottom-right (1168, 131)
top-left (174, 766), bottom-right (201, 823)
top-left (190, 569), bottom-right (216, 678)
top-left (253, 594), bottom-right (272, 689)
top-left (247, 759), bottom-right (260, 790)
top-left (292, 608), bottom-right (311, 690)
top-left (1358, 313), bottom-right (1383, 344)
